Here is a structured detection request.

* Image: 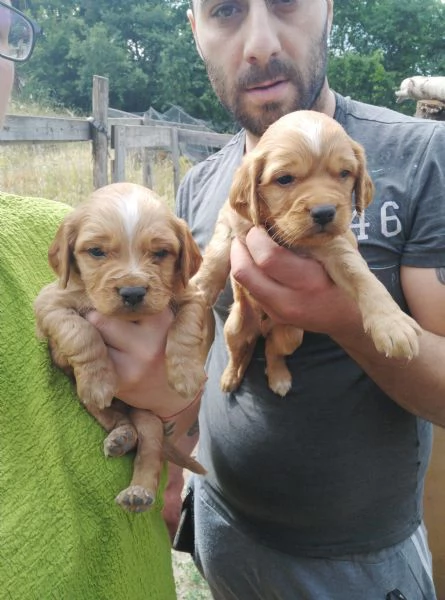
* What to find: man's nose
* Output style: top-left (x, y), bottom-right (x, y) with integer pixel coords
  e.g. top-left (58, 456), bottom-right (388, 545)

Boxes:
top-left (243, 3), bottom-right (281, 66)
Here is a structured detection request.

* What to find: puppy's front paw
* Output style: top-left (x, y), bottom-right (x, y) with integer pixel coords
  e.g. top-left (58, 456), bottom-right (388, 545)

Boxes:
top-left (115, 485), bottom-right (155, 513)
top-left (76, 365), bottom-right (116, 410)
top-left (220, 366), bottom-right (242, 393)
top-left (104, 424), bottom-right (138, 457)
top-left (366, 312), bottom-right (421, 360)
top-left (167, 358), bottom-right (206, 399)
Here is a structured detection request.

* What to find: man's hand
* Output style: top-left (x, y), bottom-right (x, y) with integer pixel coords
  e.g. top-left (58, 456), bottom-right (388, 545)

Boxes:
top-left (231, 227), bottom-right (362, 336)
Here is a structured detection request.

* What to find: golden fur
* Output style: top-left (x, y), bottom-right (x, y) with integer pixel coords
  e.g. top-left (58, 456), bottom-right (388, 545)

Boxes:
top-left (35, 182), bottom-right (207, 511)
top-left (194, 110), bottom-right (421, 396)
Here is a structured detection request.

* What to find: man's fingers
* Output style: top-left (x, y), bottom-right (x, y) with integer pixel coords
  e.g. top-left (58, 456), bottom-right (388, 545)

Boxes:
top-left (231, 237), bottom-right (288, 310)
top-left (86, 308), bottom-right (174, 351)
top-left (86, 312), bottom-right (139, 350)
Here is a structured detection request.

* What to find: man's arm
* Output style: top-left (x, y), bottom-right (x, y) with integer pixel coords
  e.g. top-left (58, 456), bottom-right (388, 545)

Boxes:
top-left (231, 228), bottom-right (445, 427)
top-left (332, 266), bottom-right (445, 425)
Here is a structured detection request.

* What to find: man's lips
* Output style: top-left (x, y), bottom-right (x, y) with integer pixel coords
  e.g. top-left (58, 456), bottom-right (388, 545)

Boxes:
top-left (244, 79), bottom-right (290, 104)
top-left (246, 78), bottom-right (287, 91)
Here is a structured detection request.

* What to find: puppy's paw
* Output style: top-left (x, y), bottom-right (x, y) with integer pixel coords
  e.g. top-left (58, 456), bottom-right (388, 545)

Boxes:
top-left (367, 312), bottom-right (421, 360)
top-left (76, 366), bottom-right (116, 410)
top-left (266, 367), bottom-right (292, 397)
top-left (220, 367), bottom-right (242, 393)
top-left (115, 485), bottom-right (155, 513)
top-left (167, 359), bottom-right (206, 399)
top-left (104, 424), bottom-right (138, 457)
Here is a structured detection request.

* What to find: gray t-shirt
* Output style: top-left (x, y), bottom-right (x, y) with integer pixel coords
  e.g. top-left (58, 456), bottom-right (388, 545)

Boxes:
top-left (177, 93), bottom-right (445, 557)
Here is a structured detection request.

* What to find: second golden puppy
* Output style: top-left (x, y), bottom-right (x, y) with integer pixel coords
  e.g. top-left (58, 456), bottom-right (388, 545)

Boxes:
top-left (35, 182), bottom-right (207, 511)
top-left (194, 110), bottom-right (421, 396)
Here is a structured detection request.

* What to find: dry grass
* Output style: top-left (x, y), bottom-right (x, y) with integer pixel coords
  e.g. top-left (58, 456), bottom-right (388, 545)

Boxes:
top-left (1, 101), bottom-right (211, 599)
top-left (0, 141), bottom-right (191, 209)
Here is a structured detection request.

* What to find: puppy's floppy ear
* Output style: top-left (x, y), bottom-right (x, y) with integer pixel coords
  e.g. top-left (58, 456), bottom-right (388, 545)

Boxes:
top-left (352, 140), bottom-right (374, 215)
top-left (229, 152), bottom-right (264, 225)
top-left (175, 218), bottom-right (202, 288)
top-left (48, 211), bottom-right (80, 288)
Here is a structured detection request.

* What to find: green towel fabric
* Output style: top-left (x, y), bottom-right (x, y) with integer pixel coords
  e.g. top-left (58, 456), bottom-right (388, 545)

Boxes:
top-left (0, 193), bottom-right (176, 600)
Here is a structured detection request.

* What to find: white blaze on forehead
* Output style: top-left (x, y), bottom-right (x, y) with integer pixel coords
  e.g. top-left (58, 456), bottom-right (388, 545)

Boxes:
top-left (115, 191), bottom-right (144, 271)
top-left (295, 114), bottom-right (324, 155)
top-left (116, 190), bottom-right (142, 239)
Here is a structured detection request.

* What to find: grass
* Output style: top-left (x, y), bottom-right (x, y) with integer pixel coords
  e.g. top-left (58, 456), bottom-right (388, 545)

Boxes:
top-left (1, 99), bottom-right (192, 208)
top-left (1, 100), bottom-right (212, 599)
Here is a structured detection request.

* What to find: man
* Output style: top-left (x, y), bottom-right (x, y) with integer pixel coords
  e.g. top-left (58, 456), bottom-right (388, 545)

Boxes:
top-left (0, 2), bottom-right (192, 597)
top-left (92, 0), bottom-right (445, 598)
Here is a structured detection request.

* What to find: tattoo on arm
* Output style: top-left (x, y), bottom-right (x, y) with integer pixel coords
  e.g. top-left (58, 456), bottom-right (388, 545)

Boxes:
top-left (436, 268), bottom-right (445, 285)
top-left (187, 420), bottom-right (199, 437)
top-left (163, 421), bottom-right (176, 437)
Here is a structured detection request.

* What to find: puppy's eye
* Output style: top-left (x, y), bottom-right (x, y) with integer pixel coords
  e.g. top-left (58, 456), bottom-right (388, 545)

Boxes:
top-left (153, 249), bottom-right (169, 259)
top-left (339, 170), bottom-right (351, 179)
top-left (88, 247), bottom-right (106, 258)
top-left (275, 174), bottom-right (295, 185)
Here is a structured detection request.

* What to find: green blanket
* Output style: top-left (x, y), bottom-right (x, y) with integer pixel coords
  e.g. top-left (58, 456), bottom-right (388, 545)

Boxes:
top-left (0, 193), bottom-right (176, 599)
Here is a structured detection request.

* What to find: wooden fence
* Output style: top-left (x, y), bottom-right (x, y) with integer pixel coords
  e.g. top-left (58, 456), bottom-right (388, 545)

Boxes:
top-left (0, 75), bottom-right (232, 196)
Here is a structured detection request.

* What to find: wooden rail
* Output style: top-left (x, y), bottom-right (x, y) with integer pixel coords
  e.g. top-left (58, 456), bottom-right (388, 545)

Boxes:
top-left (0, 75), bottom-right (232, 195)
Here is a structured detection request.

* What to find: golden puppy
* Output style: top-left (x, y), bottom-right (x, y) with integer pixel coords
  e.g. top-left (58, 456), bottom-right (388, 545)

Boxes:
top-left (35, 182), bottom-right (207, 511)
top-left (194, 110), bottom-right (421, 396)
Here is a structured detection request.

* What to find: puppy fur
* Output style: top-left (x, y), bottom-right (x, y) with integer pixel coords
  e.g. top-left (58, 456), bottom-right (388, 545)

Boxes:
top-left (35, 182), bottom-right (207, 511)
top-left (194, 110), bottom-right (421, 397)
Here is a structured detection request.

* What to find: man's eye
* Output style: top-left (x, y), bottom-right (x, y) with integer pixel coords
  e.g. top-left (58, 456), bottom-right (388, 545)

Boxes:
top-left (276, 174), bottom-right (295, 185)
top-left (211, 3), bottom-right (241, 19)
top-left (87, 247), bottom-right (106, 258)
top-left (153, 249), bottom-right (169, 259)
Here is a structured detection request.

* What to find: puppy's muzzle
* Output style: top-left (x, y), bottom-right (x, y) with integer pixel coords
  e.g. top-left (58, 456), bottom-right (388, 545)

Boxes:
top-left (118, 286), bottom-right (147, 307)
top-left (310, 204), bottom-right (336, 227)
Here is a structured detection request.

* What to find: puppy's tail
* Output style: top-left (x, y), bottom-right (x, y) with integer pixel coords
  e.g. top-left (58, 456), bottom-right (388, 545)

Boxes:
top-left (162, 440), bottom-right (207, 475)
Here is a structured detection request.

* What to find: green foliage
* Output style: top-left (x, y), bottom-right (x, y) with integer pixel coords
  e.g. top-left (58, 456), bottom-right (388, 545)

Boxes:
top-left (14, 0), bottom-right (445, 127)
top-left (330, 0), bottom-right (445, 111)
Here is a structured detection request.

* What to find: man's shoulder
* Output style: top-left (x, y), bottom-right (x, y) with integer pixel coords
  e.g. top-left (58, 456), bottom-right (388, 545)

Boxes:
top-left (182, 129), bottom-right (245, 188)
top-left (335, 92), bottom-right (444, 142)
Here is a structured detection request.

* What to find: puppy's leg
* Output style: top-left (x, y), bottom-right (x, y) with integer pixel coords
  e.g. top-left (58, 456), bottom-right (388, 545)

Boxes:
top-left (35, 290), bottom-right (116, 409)
top-left (265, 325), bottom-right (304, 397)
top-left (220, 282), bottom-right (260, 393)
top-left (192, 204), bottom-right (233, 307)
top-left (313, 236), bottom-right (421, 360)
top-left (84, 400), bottom-right (138, 458)
top-left (115, 409), bottom-right (164, 512)
top-left (166, 289), bottom-right (208, 399)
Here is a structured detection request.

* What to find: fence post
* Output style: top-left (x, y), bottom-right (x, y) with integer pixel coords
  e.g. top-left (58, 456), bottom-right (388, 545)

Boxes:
top-left (112, 125), bottom-right (126, 183)
top-left (170, 126), bottom-right (180, 198)
top-left (142, 148), bottom-right (155, 189)
top-left (91, 75), bottom-right (109, 189)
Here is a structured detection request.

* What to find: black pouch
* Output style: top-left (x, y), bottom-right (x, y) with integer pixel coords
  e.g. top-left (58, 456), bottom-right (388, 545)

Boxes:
top-left (172, 486), bottom-right (195, 555)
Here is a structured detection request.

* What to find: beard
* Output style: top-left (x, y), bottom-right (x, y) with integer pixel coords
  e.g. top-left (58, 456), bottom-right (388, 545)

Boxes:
top-left (203, 18), bottom-right (329, 137)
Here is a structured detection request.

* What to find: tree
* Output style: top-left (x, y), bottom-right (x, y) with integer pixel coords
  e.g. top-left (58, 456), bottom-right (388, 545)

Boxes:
top-left (16, 0), bottom-right (445, 126)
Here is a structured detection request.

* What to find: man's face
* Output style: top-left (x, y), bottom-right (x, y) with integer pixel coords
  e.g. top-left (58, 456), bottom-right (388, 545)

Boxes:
top-left (0, 0), bottom-right (14, 126)
top-left (189, 0), bottom-right (333, 137)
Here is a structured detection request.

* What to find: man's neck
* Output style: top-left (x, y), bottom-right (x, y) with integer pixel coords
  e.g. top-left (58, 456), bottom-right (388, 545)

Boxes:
top-left (245, 85), bottom-right (336, 153)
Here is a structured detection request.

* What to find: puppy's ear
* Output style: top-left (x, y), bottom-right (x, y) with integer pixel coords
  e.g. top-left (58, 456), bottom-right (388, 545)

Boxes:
top-left (352, 141), bottom-right (374, 215)
top-left (229, 153), bottom-right (264, 225)
top-left (48, 212), bottom-right (80, 288)
top-left (175, 218), bottom-right (202, 288)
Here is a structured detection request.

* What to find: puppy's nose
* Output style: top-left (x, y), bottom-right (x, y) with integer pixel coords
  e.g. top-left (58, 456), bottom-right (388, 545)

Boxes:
top-left (118, 286), bottom-right (147, 307)
top-left (310, 204), bottom-right (336, 226)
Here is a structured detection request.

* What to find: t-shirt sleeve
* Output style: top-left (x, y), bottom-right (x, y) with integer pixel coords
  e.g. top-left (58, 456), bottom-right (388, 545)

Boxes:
top-left (402, 124), bottom-right (445, 267)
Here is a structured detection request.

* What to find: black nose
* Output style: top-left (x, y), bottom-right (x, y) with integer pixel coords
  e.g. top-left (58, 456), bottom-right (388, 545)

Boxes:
top-left (310, 204), bottom-right (336, 226)
top-left (118, 286), bottom-right (146, 307)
